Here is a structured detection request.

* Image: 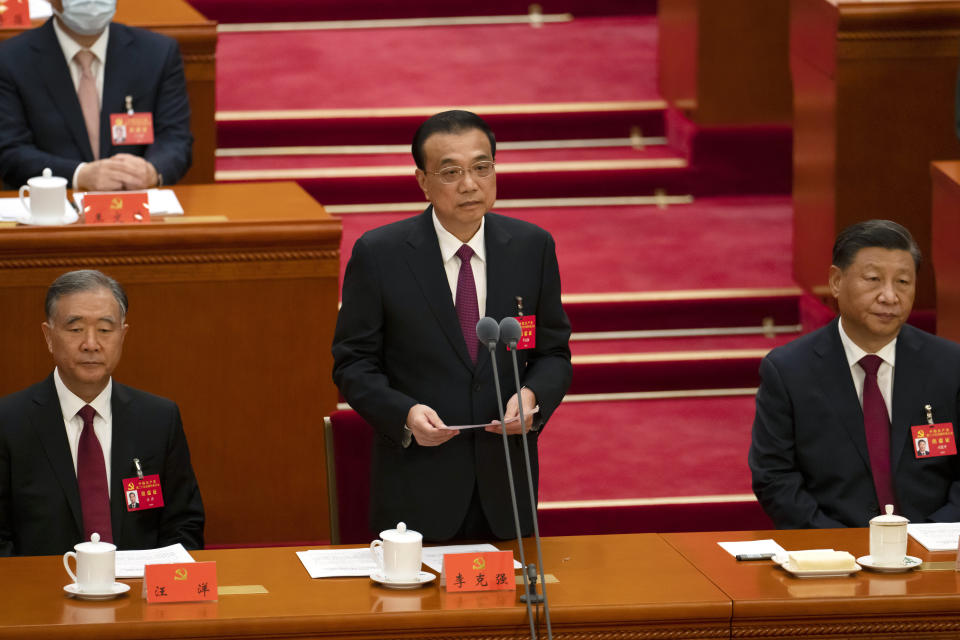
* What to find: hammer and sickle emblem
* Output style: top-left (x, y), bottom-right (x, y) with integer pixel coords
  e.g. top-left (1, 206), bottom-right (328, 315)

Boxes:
top-left (472, 557), bottom-right (486, 571)
top-left (110, 197), bottom-right (123, 210)
top-left (174, 568), bottom-right (188, 581)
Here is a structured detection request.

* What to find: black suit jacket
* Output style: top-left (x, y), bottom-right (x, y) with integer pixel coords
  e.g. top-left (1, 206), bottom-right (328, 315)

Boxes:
top-left (0, 376), bottom-right (204, 556)
top-left (332, 208), bottom-right (572, 541)
top-left (0, 19), bottom-right (192, 188)
top-left (749, 318), bottom-right (960, 528)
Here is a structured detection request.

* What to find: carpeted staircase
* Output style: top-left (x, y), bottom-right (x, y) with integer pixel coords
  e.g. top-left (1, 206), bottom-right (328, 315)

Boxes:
top-left (201, 0), bottom-right (800, 538)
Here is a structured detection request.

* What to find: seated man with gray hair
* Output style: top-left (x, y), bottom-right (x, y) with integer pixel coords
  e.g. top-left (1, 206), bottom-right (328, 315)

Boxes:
top-left (0, 269), bottom-right (204, 555)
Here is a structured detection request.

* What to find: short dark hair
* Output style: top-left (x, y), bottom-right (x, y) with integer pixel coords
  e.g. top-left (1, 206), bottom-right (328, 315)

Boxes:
top-left (832, 219), bottom-right (921, 271)
top-left (45, 270), bottom-right (128, 321)
top-left (411, 110), bottom-right (496, 171)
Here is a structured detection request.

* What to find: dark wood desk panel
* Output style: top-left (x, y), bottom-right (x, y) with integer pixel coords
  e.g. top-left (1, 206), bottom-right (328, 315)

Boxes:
top-left (664, 528), bottom-right (960, 638)
top-left (931, 161), bottom-right (960, 343)
top-left (658, 0), bottom-right (792, 125)
top-left (791, 0), bottom-right (960, 308)
top-left (0, 182), bottom-right (341, 547)
top-left (0, 0), bottom-right (216, 183)
top-left (0, 535), bottom-right (732, 640)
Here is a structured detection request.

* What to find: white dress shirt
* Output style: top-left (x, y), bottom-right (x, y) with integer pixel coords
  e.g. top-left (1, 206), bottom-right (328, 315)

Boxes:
top-left (838, 318), bottom-right (896, 421)
top-left (433, 211), bottom-right (487, 318)
top-left (53, 368), bottom-right (113, 496)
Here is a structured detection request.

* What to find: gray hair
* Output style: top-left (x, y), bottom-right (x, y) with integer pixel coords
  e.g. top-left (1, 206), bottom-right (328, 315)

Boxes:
top-left (45, 270), bottom-right (128, 321)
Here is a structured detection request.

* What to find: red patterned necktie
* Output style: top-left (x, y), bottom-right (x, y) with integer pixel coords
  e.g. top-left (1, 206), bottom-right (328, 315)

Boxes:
top-left (77, 405), bottom-right (113, 542)
top-left (74, 49), bottom-right (100, 160)
top-left (455, 244), bottom-right (479, 364)
top-left (859, 355), bottom-right (896, 511)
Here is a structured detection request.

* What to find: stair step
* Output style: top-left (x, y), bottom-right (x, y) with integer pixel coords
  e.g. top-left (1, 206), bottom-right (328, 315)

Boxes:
top-left (217, 102), bottom-right (668, 148)
top-left (563, 288), bottom-right (802, 333)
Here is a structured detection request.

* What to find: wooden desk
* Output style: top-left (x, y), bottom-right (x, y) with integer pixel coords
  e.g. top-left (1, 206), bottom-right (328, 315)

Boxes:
top-left (790, 0), bottom-right (960, 308)
top-left (664, 528), bottom-right (960, 638)
top-left (658, 0), bottom-right (792, 125)
top-left (931, 161), bottom-right (960, 343)
top-left (0, 0), bottom-right (217, 183)
top-left (0, 182), bottom-right (341, 547)
top-left (0, 535), bottom-right (732, 640)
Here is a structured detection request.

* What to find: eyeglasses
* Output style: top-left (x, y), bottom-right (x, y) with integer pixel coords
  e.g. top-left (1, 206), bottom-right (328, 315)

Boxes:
top-left (428, 161), bottom-right (496, 184)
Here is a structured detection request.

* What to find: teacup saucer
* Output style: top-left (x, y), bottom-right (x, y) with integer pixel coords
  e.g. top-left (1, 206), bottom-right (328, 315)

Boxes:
top-left (18, 203), bottom-right (79, 226)
top-left (63, 582), bottom-right (131, 600)
top-left (856, 555), bottom-right (922, 573)
top-left (370, 571), bottom-right (436, 590)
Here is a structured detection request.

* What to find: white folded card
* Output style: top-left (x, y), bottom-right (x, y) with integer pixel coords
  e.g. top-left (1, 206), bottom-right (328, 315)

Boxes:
top-left (445, 406), bottom-right (540, 430)
top-left (115, 543), bottom-right (195, 578)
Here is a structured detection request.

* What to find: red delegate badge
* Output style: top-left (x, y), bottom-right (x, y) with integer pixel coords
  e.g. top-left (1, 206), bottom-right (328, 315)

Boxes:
top-left (506, 316), bottom-right (536, 351)
top-left (83, 192), bottom-right (150, 224)
top-left (0, 1), bottom-right (30, 28)
top-left (110, 113), bottom-right (155, 145)
top-left (122, 474), bottom-right (164, 512)
top-left (911, 423), bottom-right (957, 458)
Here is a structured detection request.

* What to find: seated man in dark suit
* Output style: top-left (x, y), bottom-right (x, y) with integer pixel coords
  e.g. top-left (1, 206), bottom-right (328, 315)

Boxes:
top-left (333, 110), bottom-right (572, 542)
top-left (0, 0), bottom-right (192, 190)
top-left (0, 270), bottom-right (204, 555)
top-left (750, 220), bottom-right (960, 528)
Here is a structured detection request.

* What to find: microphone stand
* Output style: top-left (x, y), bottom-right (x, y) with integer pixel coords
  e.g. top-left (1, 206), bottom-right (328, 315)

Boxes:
top-left (477, 319), bottom-right (537, 640)
top-left (501, 318), bottom-right (553, 640)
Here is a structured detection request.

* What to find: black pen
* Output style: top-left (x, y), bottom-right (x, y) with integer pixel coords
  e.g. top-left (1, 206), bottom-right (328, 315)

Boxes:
top-left (736, 553), bottom-right (775, 561)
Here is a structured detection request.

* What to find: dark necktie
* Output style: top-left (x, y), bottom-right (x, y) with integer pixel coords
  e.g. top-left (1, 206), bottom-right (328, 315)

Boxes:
top-left (455, 244), bottom-right (479, 364)
top-left (77, 405), bottom-right (113, 542)
top-left (859, 355), bottom-right (896, 511)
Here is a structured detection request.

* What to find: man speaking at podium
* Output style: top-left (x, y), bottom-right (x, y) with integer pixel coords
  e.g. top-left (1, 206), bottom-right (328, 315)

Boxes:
top-left (333, 111), bottom-right (572, 542)
top-left (0, 0), bottom-right (193, 190)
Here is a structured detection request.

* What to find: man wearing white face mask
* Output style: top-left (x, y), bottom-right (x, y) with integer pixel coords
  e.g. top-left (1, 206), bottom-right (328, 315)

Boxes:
top-left (0, 0), bottom-right (192, 191)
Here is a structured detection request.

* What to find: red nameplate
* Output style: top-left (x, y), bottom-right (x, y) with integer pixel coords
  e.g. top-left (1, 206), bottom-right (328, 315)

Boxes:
top-left (83, 192), bottom-right (150, 224)
top-left (442, 551), bottom-right (515, 593)
top-left (110, 113), bottom-right (155, 145)
top-left (911, 423), bottom-right (957, 458)
top-left (145, 561), bottom-right (217, 603)
top-left (122, 474), bottom-right (164, 512)
top-left (0, 1), bottom-right (30, 27)
top-left (506, 315), bottom-right (536, 351)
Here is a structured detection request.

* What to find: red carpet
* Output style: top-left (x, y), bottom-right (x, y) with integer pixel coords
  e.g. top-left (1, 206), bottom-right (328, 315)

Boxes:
top-left (570, 334), bottom-right (796, 356)
top-left (216, 17), bottom-right (660, 111)
top-left (190, 0), bottom-right (653, 23)
top-left (538, 396), bottom-right (757, 502)
top-left (337, 196), bottom-right (795, 294)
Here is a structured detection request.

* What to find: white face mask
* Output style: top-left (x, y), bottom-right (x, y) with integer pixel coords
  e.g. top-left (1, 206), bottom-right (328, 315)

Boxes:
top-left (55, 0), bottom-right (116, 36)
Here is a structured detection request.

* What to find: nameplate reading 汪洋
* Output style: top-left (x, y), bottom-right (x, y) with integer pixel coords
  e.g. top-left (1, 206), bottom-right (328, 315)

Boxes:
top-left (144, 561), bottom-right (217, 603)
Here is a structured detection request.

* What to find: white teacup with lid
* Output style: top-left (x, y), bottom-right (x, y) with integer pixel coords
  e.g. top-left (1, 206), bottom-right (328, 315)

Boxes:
top-left (869, 504), bottom-right (909, 567)
top-left (63, 533), bottom-right (116, 593)
top-left (19, 168), bottom-right (67, 225)
top-left (370, 522), bottom-right (422, 582)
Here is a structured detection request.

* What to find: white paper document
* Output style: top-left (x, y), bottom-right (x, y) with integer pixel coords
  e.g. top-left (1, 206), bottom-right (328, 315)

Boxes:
top-left (72, 189), bottom-right (184, 216)
top-left (908, 522), bottom-right (960, 551)
top-left (296, 548), bottom-right (379, 579)
top-left (421, 544), bottom-right (522, 573)
top-left (115, 543), bottom-right (195, 578)
top-left (717, 539), bottom-right (787, 558)
top-left (445, 406), bottom-right (540, 431)
top-left (0, 198), bottom-right (27, 221)
top-left (30, 1), bottom-right (52, 19)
